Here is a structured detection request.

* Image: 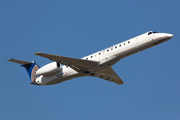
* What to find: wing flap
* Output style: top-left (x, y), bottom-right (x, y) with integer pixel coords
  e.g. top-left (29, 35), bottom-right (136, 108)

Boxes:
top-left (34, 52), bottom-right (99, 72)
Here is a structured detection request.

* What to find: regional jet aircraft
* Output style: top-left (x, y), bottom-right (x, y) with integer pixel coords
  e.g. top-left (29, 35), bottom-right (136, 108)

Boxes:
top-left (7, 31), bottom-right (173, 85)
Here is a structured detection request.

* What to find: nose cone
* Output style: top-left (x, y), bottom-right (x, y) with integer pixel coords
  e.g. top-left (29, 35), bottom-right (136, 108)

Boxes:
top-left (168, 34), bottom-right (174, 38)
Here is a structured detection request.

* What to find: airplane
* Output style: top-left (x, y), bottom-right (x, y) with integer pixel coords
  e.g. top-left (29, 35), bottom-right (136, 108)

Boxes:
top-left (7, 31), bottom-right (173, 86)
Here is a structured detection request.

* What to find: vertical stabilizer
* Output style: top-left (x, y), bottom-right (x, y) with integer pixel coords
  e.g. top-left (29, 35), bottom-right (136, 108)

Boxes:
top-left (7, 59), bottom-right (40, 82)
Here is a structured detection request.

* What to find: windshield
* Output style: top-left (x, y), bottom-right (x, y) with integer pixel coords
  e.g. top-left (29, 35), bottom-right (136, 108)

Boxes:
top-left (148, 31), bottom-right (159, 35)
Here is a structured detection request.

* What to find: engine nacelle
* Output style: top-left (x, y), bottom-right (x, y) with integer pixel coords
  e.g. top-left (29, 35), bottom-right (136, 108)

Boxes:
top-left (36, 62), bottom-right (61, 76)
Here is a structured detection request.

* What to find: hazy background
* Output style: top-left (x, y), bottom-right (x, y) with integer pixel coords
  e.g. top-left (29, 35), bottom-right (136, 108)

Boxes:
top-left (1, 0), bottom-right (179, 120)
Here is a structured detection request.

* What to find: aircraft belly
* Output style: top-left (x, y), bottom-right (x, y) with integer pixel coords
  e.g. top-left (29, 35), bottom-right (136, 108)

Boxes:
top-left (46, 72), bottom-right (88, 85)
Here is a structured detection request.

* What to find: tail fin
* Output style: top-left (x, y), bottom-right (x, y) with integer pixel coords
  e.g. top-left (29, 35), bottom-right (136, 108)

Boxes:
top-left (7, 59), bottom-right (40, 82)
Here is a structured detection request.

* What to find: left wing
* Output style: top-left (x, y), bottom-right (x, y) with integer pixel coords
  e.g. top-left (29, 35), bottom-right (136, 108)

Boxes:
top-left (35, 52), bottom-right (99, 72)
top-left (95, 67), bottom-right (124, 85)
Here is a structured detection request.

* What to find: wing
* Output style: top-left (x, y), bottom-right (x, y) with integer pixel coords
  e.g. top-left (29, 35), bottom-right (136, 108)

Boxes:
top-left (95, 67), bottom-right (124, 85)
top-left (34, 52), bottom-right (99, 72)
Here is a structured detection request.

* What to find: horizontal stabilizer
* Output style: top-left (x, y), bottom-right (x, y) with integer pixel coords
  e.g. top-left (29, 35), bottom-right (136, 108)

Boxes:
top-left (7, 59), bottom-right (33, 65)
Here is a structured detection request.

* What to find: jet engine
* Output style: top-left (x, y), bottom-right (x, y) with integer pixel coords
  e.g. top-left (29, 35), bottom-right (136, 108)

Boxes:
top-left (36, 62), bottom-right (61, 76)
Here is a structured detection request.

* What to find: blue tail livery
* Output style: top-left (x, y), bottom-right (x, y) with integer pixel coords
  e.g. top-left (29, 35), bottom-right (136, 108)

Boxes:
top-left (7, 59), bottom-right (40, 84)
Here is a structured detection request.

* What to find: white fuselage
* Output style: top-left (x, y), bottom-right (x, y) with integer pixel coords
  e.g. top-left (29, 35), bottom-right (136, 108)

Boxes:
top-left (35, 31), bottom-right (173, 85)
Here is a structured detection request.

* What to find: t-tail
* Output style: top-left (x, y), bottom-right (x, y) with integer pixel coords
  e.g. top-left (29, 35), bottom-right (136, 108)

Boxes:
top-left (7, 59), bottom-right (40, 85)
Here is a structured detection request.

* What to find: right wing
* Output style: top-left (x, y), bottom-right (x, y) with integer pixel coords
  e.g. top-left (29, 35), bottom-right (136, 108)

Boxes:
top-left (35, 52), bottom-right (99, 72)
top-left (95, 67), bottom-right (124, 85)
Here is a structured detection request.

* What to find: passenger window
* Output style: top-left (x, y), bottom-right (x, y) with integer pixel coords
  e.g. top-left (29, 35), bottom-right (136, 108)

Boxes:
top-left (115, 46), bottom-right (117, 49)
top-left (124, 43), bottom-right (125, 45)
top-left (107, 49), bottom-right (109, 52)
top-left (128, 41), bottom-right (130, 43)
top-left (91, 56), bottom-right (93, 58)
top-left (119, 44), bottom-right (121, 47)
top-left (99, 53), bottom-right (101, 55)
top-left (86, 58), bottom-right (88, 60)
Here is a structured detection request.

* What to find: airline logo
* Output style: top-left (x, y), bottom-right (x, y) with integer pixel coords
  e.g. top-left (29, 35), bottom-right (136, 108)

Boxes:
top-left (31, 64), bottom-right (40, 81)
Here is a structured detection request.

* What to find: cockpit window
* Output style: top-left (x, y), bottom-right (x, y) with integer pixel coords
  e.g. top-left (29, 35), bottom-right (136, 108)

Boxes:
top-left (152, 31), bottom-right (158, 33)
top-left (148, 31), bottom-right (159, 35)
top-left (148, 32), bottom-right (153, 35)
